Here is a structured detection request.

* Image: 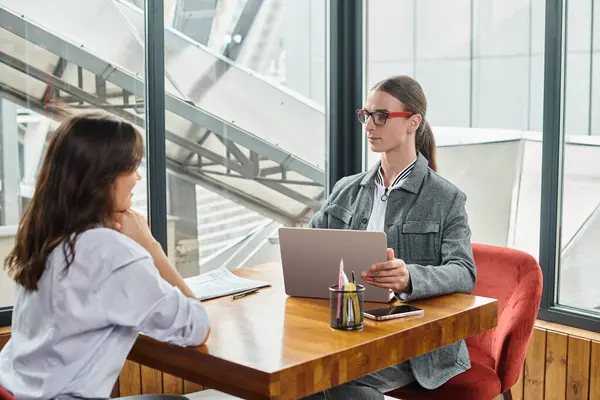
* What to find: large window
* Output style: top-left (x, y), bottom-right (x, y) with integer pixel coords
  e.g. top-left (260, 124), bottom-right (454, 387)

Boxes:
top-left (1, 0), bottom-right (597, 333)
top-left (367, 0), bottom-right (599, 332)
top-left (0, 0), bottom-right (148, 325)
top-left (0, 0), bottom-right (329, 327)
top-left (367, 0), bottom-right (545, 257)
top-left (159, 0), bottom-right (327, 277)
top-left (556, 0), bottom-right (600, 315)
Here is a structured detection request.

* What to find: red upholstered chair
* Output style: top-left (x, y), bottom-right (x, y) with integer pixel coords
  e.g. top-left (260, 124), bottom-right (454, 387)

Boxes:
top-left (0, 385), bottom-right (15, 400)
top-left (387, 243), bottom-right (543, 400)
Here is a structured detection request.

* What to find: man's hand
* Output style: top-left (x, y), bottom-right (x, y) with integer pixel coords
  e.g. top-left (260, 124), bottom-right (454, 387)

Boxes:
top-left (361, 248), bottom-right (410, 293)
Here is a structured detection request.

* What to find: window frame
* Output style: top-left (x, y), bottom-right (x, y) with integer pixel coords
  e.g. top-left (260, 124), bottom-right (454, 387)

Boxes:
top-left (538, 0), bottom-right (600, 332)
top-left (0, 308), bottom-right (10, 327)
top-left (326, 0), bottom-right (365, 194)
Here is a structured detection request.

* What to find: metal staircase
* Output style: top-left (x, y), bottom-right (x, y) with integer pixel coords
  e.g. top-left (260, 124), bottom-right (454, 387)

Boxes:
top-left (0, 0), bottom-right (326, 228)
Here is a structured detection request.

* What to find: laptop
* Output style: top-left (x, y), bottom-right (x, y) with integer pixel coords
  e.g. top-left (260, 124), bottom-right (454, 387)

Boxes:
top-left (278, 227), bottom-right (394, 303)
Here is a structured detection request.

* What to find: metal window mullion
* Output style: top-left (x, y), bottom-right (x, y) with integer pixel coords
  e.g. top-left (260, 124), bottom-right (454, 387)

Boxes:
top-left (326, 0), bottom-right (364, 194)
top-left (539, 0), bottom-right (566, 311)
top-left (144, 0), bottom-right (168, 251)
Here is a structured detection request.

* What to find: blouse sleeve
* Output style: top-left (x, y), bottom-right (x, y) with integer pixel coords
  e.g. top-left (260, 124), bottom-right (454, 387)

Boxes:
top-left (101, 256), bottom-right (210, 347)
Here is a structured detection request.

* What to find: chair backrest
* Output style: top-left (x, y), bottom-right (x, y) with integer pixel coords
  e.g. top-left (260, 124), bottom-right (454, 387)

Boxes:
top-left (467, 243), bottom-right (543, 392)
top-left (0, 385), bottom-right (15, 400)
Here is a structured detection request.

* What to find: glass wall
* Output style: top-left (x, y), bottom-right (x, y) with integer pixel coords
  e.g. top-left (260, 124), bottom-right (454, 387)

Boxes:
top-left (557, 0), bottom-right (600, 314)
top-left (0, 0), bottom-right (147, 312)
top-left (0, 0), bottom-right (328, 322)
top-left (367, 0), bottom-right (545, 257)
top-left (1, 0), bottom-right (598, 331)
top-left (367, 0), bottom-right (600, 327)
top-left (159, 0), bottom-right (327, 277)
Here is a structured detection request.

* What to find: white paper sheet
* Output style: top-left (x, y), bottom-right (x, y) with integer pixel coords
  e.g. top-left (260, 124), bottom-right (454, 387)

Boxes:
top-left (184, 266), bottom-right (271, 301)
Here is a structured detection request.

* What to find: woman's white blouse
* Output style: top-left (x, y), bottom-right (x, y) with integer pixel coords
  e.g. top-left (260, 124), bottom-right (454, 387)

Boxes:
top-left (0, 228), bottom-right (210, 400)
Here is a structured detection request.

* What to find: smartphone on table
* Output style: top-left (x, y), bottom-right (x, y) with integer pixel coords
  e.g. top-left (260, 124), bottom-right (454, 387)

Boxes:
top-left (364, 305), bottom-right (424, 321)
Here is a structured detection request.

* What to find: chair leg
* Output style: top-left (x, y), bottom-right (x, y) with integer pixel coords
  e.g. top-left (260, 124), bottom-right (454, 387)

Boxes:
top-left (502, 388), bottom-right (513, 400)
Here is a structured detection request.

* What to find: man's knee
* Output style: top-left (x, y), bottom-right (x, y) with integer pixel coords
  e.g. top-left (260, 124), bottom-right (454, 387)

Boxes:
top-left (324, 384), bottom-right (385, 400)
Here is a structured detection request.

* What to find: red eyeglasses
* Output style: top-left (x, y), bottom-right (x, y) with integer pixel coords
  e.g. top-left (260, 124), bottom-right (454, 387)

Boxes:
top-left (356, 109), bottom-right (414, 126)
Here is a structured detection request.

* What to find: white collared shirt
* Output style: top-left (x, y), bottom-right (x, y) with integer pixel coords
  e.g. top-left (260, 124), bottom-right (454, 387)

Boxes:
top-left (366, 158), bottom-right (417, 232)
top-left (365, 158), bottom-right (416, 300)
top-left (0, 228), bottom-right (210, 400)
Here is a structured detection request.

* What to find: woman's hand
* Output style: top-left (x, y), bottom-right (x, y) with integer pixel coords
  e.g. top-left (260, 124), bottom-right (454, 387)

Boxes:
top-left (114, 209), bottom-right (197, 299)
top-left (113, 209), bottom-right (157, 251)
top-left (361, 248), bottom-right (410, 293)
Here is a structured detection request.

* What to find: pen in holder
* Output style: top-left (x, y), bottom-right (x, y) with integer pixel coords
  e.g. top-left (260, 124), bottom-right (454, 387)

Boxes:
top-left (329, 284), bottom-right (365, 330)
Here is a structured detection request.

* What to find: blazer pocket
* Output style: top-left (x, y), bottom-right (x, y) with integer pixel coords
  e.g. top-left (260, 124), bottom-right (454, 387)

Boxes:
top-left (402, 220), bottom-right (440, 261)
top-left (325, 204), bottom-right (353, 228)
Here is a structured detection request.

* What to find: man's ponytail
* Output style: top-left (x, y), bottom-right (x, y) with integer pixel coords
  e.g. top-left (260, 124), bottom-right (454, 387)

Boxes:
top-left (416, 120), bottom-right (437, 172)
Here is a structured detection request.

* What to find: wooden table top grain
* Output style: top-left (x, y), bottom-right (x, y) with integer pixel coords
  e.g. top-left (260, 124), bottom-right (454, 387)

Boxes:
top-left (128, 263), bottom-right (497, 399)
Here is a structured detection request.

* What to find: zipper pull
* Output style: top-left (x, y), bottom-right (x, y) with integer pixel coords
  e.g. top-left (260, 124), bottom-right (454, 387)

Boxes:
top-left (381, 187), bottom-right (389, 202)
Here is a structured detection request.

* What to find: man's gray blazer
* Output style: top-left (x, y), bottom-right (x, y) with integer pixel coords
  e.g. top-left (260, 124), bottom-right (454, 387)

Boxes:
top-left (308, 153), bottom-right (477, 390)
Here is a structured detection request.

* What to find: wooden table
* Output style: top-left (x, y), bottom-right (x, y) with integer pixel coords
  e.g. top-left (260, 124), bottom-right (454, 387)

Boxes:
top-left (129, 263), bottom-right (497, 400)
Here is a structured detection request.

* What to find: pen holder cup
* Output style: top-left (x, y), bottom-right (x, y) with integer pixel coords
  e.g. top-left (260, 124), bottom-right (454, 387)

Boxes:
top-left (329, 284), bottom-right (365, 331)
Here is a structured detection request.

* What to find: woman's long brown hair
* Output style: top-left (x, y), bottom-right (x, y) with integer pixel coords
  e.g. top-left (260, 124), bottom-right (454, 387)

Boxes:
top-left (5, 112), bottom-right (144, 291)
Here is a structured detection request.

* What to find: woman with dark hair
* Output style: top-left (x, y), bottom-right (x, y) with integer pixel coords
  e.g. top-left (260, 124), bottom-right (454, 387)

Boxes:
top-left (307, 75), bottom-right (476, 399)
top-left (0, 113), bottom-right (210, 399)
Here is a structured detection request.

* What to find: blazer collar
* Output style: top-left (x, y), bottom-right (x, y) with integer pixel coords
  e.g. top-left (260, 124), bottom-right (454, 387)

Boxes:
top-left (361, 152), bottom-right (429, 194)
top-left (360, 161), bottom-right (381, 187)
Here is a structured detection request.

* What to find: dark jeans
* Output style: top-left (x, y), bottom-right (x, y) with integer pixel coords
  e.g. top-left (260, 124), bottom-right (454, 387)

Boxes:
top-left (303, 361), bottom-right (415, 400)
